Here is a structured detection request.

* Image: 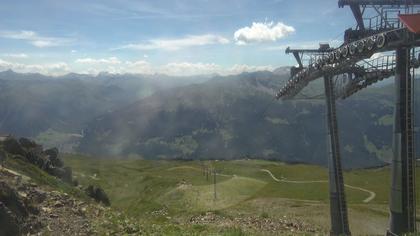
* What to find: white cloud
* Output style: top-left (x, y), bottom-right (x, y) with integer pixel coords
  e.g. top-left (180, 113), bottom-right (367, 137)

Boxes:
top-left (0, 58), bottom-right (69, 75)
top-left (72, 57), bottom-right (276, 76)
top-left (122, 61), bottom-right (274, 76)
top-left (0, 30), bottom-right (72, 48)
top-left (124, 60), bottom-right (154, 74)
top-left (160, 62), bottom-right (221, 75)
top-left (75, 57), bottom-right (121, 65)
top-left (234, 21), bottom-right (295, 45)
top-left (1, 30), bottom-right (36, 40)
top-left (123, 61), bottom-right (268, 76)
top-left (2, 53), bottom-right (28, 59)
top-left (226, 64), bottom-right (275, 74)
top-left (0, 56), bottom-right (276, 76)
top-left (115, 34), bottom-right (230, 51)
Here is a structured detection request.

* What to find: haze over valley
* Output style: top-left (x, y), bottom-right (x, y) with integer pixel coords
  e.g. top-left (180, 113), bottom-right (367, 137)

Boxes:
top-left (1, 69), bottom-right (418, 169)
top-left (1, 0), bottom-right (420, 235)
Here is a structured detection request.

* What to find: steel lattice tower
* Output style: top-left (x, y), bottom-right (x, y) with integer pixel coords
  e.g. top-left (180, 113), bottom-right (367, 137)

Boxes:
top-left (275, 1), bottom-right (420, 235)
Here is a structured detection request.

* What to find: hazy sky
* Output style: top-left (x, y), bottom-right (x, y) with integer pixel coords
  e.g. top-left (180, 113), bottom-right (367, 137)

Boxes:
top-left (0, 0), bottom-right (356, 75)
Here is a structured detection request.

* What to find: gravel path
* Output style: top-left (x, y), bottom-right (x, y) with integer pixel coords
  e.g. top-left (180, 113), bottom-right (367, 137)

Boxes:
top-left (260, 169), bottom-right (376, 203)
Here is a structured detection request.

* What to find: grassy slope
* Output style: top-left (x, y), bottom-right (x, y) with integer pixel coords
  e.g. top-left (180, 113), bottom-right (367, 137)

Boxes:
top-left (63, 154), bottom-right (420, 235)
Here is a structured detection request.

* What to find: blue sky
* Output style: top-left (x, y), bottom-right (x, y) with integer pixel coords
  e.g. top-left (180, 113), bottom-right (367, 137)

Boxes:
top-left (0, 0), bottom-right (356, 75)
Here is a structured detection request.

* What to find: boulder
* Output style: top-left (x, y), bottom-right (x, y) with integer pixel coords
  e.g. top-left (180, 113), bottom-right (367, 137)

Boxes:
top-left (44, 148), bottom-right (63, 168)
top-left (43, 148), bottom-right (58, 159)
top-left (94, 187), bottom-right (110, 206)
top-left (48, 167), bottom-right (65, 179)
top-left (85, 185), bottom-right (110, 206)
top-left (47, 166), bottom-right (72, 183)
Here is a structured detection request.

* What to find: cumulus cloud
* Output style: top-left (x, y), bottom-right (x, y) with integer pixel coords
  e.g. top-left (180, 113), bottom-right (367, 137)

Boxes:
top-left (0, 30), bottom-right (73, 48)
top-left (0, 58), bottom-right (69, 75)
top-left (234, 21), bottom-right (295, 45)
top-left (115, 34), bottom-right (230, 51)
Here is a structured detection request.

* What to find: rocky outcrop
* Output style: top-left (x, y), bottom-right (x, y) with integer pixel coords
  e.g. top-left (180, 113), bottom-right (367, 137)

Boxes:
top-left (1, 136), bottom-right (73, 184)
top-left (18, 137), bottom-right (40, 150)
top-left (44, 148), bottom-right (63, 168)
top-left (85, 185), bottom-right (110, 206)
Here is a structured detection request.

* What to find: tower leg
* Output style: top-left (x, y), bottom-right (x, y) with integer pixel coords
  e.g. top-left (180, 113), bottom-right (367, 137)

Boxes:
top-left (388, 47), bottom-right (416, 235)
top-left (324, 76), bottom-right (351, 236)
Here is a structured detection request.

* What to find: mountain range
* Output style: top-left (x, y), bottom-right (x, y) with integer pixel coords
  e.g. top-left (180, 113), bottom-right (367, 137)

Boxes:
top-left (0, 69), bottom-right (418, 168)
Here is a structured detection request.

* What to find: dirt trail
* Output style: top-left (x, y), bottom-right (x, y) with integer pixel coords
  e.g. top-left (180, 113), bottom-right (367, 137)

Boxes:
top-left (260, 169), bottom-right (376, 203)
top-left (165, 165), bottom-right (376, 203)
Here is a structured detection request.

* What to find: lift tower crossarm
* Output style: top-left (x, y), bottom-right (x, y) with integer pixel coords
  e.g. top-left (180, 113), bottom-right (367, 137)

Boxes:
top-left (285, 47), bottom-right (333, 54)
top-left (285, 46), bottom-right (333, 68)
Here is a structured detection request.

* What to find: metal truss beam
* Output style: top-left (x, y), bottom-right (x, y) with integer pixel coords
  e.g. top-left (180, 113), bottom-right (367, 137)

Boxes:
top-left (388, 47), bottom-right (416, 235)
top-left (276, 28), bottom-right (420, 100)
top-left (324, 76), bottom-right (351, 236)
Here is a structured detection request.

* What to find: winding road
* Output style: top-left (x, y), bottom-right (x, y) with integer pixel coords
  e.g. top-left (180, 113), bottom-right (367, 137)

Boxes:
top-left (260, 169), bottom-right (376, 203)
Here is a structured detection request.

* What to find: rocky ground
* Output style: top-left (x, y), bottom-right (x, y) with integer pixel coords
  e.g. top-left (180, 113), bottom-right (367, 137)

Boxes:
top-left (0, 166), bottom-right (92, 235)
top-left (0, 167), bottom-right (142, 236)
top-left (0, 136), bottom-right (141, 236)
